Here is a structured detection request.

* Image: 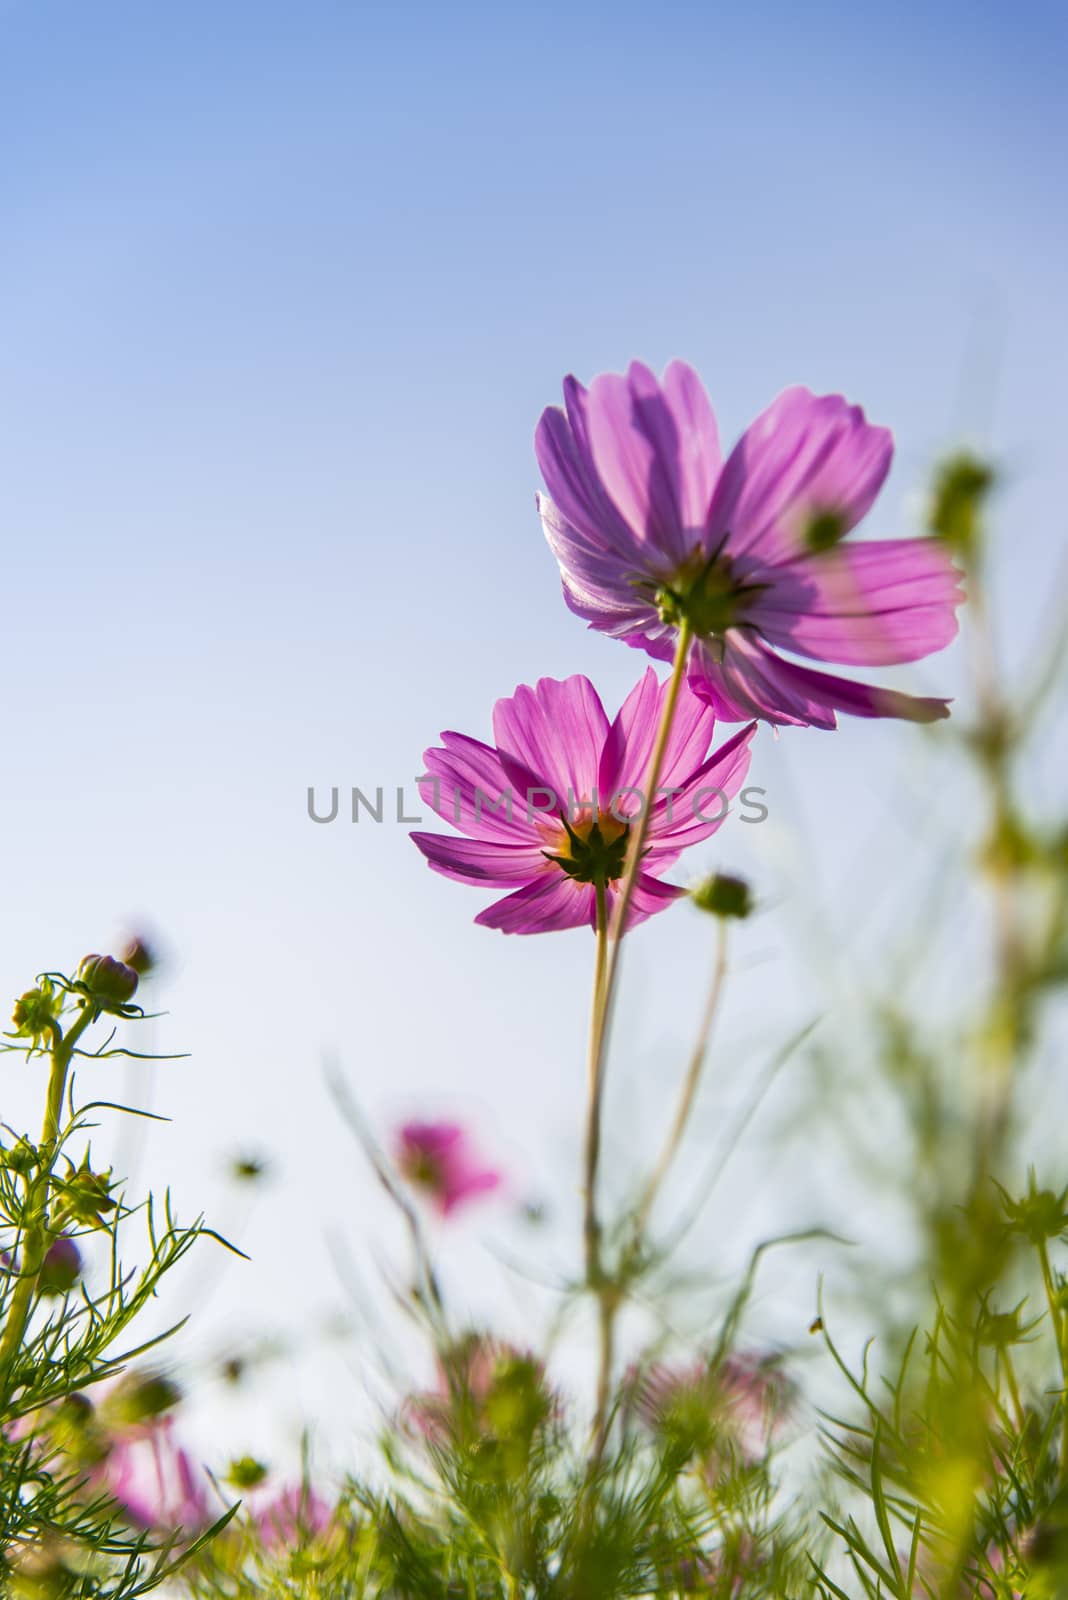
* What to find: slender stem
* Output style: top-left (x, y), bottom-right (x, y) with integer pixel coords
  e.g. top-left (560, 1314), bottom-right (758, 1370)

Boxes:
top-left (587, 619), bottom-right (693, 1142)
top-left (634, 919), bottom-right (729, 1240)
top-left (580, 621), bottom-right (694, 1470)
top-left (583, 883), bottom-right (612, 1463)
top-left (583, 882), bottom-right (610, 1288)
top-left (0, 1004), bottom-right (94, 1387)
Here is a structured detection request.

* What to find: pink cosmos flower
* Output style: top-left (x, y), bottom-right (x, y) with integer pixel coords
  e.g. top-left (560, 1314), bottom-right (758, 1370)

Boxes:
top-left (412, 669), bottom-right (754, 934)
top-left (102, 1417), bottom-right (212, 1538)
top-left (254, 1482), bottom-right (334, 1550)
top-left (395, 1121), bottom-right (500, 1216)
top-left (629, 1350), bottom-right (793, 1468)
top-left (406, 1333), bottom-right (549, 1441)
top-left (536, 361), bottom-right (964, 729)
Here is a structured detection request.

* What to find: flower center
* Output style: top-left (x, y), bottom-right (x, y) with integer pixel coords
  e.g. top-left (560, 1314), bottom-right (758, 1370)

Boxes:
top-left (650, 543), bottom-right (764, 640)
top-left (543, 811), bottom-right (630, 888)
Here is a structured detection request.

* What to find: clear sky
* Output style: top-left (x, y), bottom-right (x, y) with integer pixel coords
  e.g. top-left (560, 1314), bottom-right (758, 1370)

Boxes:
top-left (1, 0), bottom-right (1066, 1472)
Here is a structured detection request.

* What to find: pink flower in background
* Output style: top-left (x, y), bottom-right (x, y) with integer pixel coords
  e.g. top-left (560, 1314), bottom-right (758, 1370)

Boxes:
top-left (395, 1122), bottom-right (500, 1217)
top-left (412, 669), bottom-right (754, 934)
top-left (254, 1482), bottom-right (334, 1550)
top-left (405, 1333), bottom-right (555, 1456)
top-left (536, 361), bottom-right (963, 729)
top-left (103, 1418), bottom-right (212, 1538)
top-left (629, 1350), bottom-right (793, 1468)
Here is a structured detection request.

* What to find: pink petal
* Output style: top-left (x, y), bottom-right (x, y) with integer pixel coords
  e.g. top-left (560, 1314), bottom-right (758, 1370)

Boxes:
top-left (419, 734), bottom-right (542, 842)
top-left (537, 493), bottom-right (659, 623)
top-left (612, 872), bottom-right (687, 928)
top-left (689, 631), bottom-right (840, 727)
top-left (752, 538), bottom-right (964, 665)
top-left (535, 387), bottom-right (639, 559)
top-left (645, 721), bottom-right (757, 849)
top-left (708, 388), bottom-right (892, 566)
top-left (599, 669), bottom-right (718, 800)
top-left (585, 361), bottom-right (720, 566)
top-left (475, 874), bottom-right (594, 935)
top-left (492, 675), bottom-right (609, 809)
top-left (689, 631), bottom-right (950, 727)
top-left (411, 831), bottom-right (549, 886)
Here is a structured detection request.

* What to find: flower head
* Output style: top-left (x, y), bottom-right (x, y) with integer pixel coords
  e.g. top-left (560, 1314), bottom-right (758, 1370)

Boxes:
top-left (406, 1333), bottom-right (556, 1481)
top-left (536, 361), bottom-right (963, 729)
top-left (254, 1483), bottom-right (334, 1551)
top-left (102, 1417), bottom-right (212, 1538)
top-left (412, 670), bottom-right (754, 934)
top-left (395, 1121), bottom-right (500, 1217)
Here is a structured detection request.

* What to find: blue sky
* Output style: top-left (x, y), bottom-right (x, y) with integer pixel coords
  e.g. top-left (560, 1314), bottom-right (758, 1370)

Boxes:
top-left (1, 0), bottom-right (1066, 1467)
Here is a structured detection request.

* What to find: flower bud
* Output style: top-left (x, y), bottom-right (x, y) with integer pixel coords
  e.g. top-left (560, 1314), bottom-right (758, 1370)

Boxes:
top-left (121, 936), bottom-right (156, 977)
top-left (1, 1138), bottom-right (38, 1178)
top-left (76, 954), bottom-right (139, 1010)
top-left (103, 1369), bottom-right (183, 1428)
top-left (11, 981), bottom-right (60, 1050)
top-left (227, 1455), bottom-right (269, 1489)
top-left (38, 1235), bottom-right (83, 1297)
top-left (692, 873), bottom-right (753, 920)
top-left (928, 451), bottom-right (994, 554)
top-left (54, 1159), bottom-right (118, 1231)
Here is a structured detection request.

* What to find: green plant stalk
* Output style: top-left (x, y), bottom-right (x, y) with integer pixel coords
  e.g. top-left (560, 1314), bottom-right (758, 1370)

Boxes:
top-left (584, 879), bottom-right (612, 1464)
top-left (0, 1002), bottom-right (95, 1386)
top-left (581, 619), bottom-right (693, 1465)
top-left (583, 618), bottom-right (694, 1253)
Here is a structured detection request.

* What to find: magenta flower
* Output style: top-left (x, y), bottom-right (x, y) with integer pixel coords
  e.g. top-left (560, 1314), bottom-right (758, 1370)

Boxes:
top-left (254, 1482), bottom-right (334, 1550)
top-left (102, 1418), bottom-right (212, 1537)
top-left (536, 361), bottom-right (963, 729)
top-left (412, 669), bottom-right (754, 934)
top-left (395, 1122), bottom-right (501, 1217)
top-left (406, 1333), bottom-right (550, 1442)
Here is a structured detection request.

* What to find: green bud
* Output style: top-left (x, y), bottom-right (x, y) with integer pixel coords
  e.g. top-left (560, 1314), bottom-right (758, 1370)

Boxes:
top-left (76, 954), bottom-right (139, 1011)
top-left (54, 1157), bottom-right (118, 1231)
top-left (928, 451), bottom-right (994, 554)
top-left (50, 1394), bottom-right (109, 1467)
top-left (227, 1455), bottom-right (269, 1489)
top-left (1, 1138), bottom-right (38, 1178)
top-left (121, 936), bottom-right (156, 976)
top-left (692, 873), bottom-right (753, 919)
top-left (230, 1154), bottom-right (268, 1183)
top-left (977, 1301), bottom-right (1034, 1348)
top-left (11, 981), bottom-right (60, 1051)
top-left (102, 1369), bottom-right (182, 1427)
top-left (1000, 1173), bottom-right (1068, 1244)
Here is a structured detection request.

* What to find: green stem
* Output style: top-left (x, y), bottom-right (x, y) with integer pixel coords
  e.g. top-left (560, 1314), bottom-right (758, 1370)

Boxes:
top-left (586, 618), bottom-right (693, 1151)
top-left (584, 882), bottom-right (612, 1463)
top-left (0, 1004), bottom-right (94, 1388)
top-left (581, 620), bottom-right (694, 1468)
